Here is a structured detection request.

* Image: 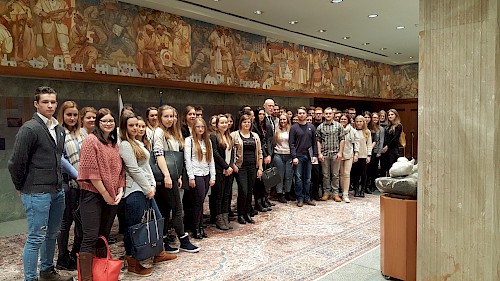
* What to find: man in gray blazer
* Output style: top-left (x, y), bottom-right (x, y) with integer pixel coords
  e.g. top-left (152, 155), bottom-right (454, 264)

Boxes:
top-left (8, 86), bottom-right (72, 281)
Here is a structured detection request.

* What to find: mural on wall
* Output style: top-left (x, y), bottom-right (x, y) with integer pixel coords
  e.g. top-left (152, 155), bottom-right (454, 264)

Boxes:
top-left (0, 0), bottom-right (418, 99)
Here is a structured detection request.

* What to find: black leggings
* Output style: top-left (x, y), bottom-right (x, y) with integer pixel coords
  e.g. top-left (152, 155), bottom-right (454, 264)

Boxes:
top-left (155, 180), bottom-right (185, 237)
top-left (57, 184), bottom-right (82, 256)
top-left (213, 173), bottom-right (234, 215)
top-left (235, 165), bottom-right (257, 216)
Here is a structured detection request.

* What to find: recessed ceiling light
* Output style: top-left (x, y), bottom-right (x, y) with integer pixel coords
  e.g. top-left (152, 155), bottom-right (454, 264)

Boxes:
top-left (395, 52), bottom-right (402, 55)
top-left (318, 29), bottom-right (327, 33)
top-left (254, 10), bottom-right (263, 15)
top-left (380, 47), bottom-right (387, 50)
top-left (362, 42), bottom-right (370, 45)
top-left (342, 36), bottom-right (350, 40)
top-left (368, 14), bottom-right (378, 18)
top-left (331, 0), bottom-right (343, 3)
top-left (396, 26), bottom-right (405, 29)
top-left (289, 20), bottom-right (299, 25)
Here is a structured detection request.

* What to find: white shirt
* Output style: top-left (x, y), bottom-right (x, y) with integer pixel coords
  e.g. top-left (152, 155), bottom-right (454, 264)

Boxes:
top-left (37, 112), bottom-right (58, 144)
top-left (184, 137), bottom-right (216, 181)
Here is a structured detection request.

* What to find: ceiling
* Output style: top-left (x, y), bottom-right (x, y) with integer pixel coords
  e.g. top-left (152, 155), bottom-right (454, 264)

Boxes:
top-left (122, 0), bottom-right (419, 66)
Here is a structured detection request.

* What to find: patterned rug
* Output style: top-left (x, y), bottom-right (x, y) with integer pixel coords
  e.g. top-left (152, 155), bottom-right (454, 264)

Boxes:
top-left (0, 194), bottom-right (380, 281)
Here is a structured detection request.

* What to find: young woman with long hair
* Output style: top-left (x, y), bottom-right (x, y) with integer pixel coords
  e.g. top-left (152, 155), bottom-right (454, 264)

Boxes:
top-left (273, 114), bottom-right (293, 203)
top-left (380, 109), bottom-right (403, 177)
top-left (181, 105), bottom-right (197, 138)
top-left (339, 113), bottom-right (360, 203)
top-left (378, 110), bottom-right (388, 130)
top-left (118, 112), bottom-right (176, 276)
top-left (231, 113), bottom-right (263, 224)
top-left (145, 106), bottom-right (158, 140)
top-left (210, 115), bottom-right (235, 230)
top-left (152, 105), bottom-right (199, 253)
top-left (79, 106), bottom-right (97, 136)
top-left (226, 113), bottom-right (235, 132)
top-left (209, 115), bottom-right (218, 133)
top-left (351, 116), bottom-right (372, 197)
top-left (77, 108), bottom-right (125, 281)
top-left (135, 116), bottom-right (151, 150)
top-left (55, 101), bottom-right (85, 271)
top-left (184, 118), bottom-right (216, 239)
top-left (367, 112), bottom-right (384, 191)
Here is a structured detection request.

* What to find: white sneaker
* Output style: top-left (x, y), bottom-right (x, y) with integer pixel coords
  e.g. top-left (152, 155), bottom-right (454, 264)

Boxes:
top-left (343, 194), bottom-right (351, 203)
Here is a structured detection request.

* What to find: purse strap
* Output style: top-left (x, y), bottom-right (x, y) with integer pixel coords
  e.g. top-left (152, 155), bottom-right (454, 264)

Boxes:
top-left (143, 200), bottom-right (160, 243)
top-left (97, 236), bottom-right (112, 259)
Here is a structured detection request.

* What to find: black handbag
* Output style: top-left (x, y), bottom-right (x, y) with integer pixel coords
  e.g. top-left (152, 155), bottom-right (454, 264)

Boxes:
top-left (150, 133), bottom-right (184, 183)
top-left (128, 201), bottom-right (164, 261)
top-left (262, 166), bottom-right (281, 189)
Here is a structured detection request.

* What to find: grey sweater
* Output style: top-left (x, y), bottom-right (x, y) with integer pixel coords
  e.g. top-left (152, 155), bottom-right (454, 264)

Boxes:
top-left (8, 114), bottom-right (65, 193)
top-left (119, 140), bottom-right (155, 197)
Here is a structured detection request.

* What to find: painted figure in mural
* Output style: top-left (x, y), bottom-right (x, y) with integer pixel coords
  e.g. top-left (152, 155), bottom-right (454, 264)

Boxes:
top-left (0, 16), bottom-right (13, 59)
top-left (7, 0), bottom-right (37, 61)
top-left (130, 7), bottom-right (154, 40)
top-left (311, 49), bottom-right (322, 89)
top-left (69, 12), bottom-right (107, 71)
top-left (208, 26), bottom-right (223, 75)
top-left (298, 46), bottom-right (309, 86)
top-left (136, 24), bottom-right (165, 76)
top-left (171, 15), bottom-right (191, 70)
top-left (33, 0), bottom-right (73, 66)
top-left (221, 27), bottom-right (235, 83)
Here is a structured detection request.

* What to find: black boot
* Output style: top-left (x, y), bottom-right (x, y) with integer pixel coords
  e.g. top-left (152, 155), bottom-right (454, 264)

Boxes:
top-left (277, 193), bottom-right (287, 203)
top-left (254, 198), bottom-right (268, 212)
top-left (238, 215), bottom-right (247, 224)
top-left (200, 226), bottom-right (208, 238)
top-left (192, 226), bottom-right (203, 239)
top-left (244, 214), bottom-right (255, 224)
top-left (265, 195), bottom-right (275, 207)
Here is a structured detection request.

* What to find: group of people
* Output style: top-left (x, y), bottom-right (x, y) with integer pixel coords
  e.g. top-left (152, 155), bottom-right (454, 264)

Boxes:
top-left (8, 87), bottom-right (403, 281)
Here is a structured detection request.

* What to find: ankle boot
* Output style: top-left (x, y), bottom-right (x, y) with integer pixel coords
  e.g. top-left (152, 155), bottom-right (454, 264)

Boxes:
top-left (244, 214), bottom-right (255, 224)
top-left (77, 252), bottom-right (93, 281)
top-left (126, 256), bottom-right (152, 276)
top-left (238, 215), bottom-right (246, 224)
top-left (222, 213), bottom-right (233, 229)
top-left (215, 214), bottom-right (229, 230)
top-left (265, 195), bottom-right (275, 207)
top-left (192, 226), bottom-right (203, 239)
top-left (179, 233), bottom-right (200, 253)
top-left (200, 226), bottom-right (208, 238)
top-left (254, 198), bottom-right (268, 212)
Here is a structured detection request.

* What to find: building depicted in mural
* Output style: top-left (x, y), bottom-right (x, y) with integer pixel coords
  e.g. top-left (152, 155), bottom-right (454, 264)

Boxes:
top-left (0, 0), bottom-right (418, 99)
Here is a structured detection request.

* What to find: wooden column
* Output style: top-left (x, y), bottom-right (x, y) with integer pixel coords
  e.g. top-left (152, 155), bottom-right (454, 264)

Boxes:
top-left (418, 0), bottom-right (499, 280)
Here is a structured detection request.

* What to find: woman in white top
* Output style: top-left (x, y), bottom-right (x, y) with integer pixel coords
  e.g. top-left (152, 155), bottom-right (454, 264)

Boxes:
top-left (351, 115), bottom-right (372, 198)
top-left (152, 105), bottom-right (199, 253)
top-left (185, 118), bottom-right (216, 239)
top-left (272, 114), bottom-right (293, 203)
top-left (339, 113), bottom-right (360, 203)
top-left (118, 112), bottom-right (176, 276)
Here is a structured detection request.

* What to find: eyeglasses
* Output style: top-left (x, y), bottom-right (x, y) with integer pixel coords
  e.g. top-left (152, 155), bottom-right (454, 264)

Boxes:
top-left (99, 120), bottom-right (115, 125)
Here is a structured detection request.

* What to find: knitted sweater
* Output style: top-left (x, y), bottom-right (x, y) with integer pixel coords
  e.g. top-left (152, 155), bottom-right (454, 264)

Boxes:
top-left (355, 129), bottom-right (373, 159)
top-left (77, 134), bottom-right (125, 199)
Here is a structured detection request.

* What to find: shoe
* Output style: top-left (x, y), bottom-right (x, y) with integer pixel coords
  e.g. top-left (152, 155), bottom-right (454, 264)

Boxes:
top-left (265, 196), bottom-right (276, 207)
top-left (153, 251), bottom-right (177, 264)
top-left (261, 198), bottom-right (272, 211)
top-left (216, 214), bottom-right (229, 230)
top-left (321, 194), bottom-right (330, 201)
top-left (56, 252), bottom-right (77, 271)
top-left (77, 252), bottom-right (93, 281)
top-left (297, 201), bottom-right (304, 207)
top-left (254, 199), bottom-right (268, 212)
top-left (192, 226), bottom-right (203, 239)
top-left (343, 194), bottom-right (351, 203)
top-left (305, 200), bottom-right (316, 206)
top-left (200, 226), bottom-right (208, 238)
top-left (251, 209), bottom-right (258, 217)
top-left (39, 266), bottom-right (74, 281)
top-left (277, 194), bottom-right (287, 203)
top-left (333, 195), bottom-right (342, 202)
top-left (179, 233), bottom-right (200, 253)
top-left (165, 243), bottom-right (179, 254)
top-left (238, 215), bottom-right (247, 224)
top-left (126, 256), bottom-right (152, 276)
top-left (285, 192), bottom-right (296, 201)
top-left (244, 214), bottom-right (255, 224)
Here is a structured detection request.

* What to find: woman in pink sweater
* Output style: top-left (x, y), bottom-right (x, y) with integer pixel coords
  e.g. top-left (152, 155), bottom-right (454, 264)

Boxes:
top-left (77, 108), bottom-right (125, 281)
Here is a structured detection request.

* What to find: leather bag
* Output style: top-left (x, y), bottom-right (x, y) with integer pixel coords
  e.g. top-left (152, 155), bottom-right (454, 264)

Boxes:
top-left (262, 166), bottom-right (281, 189)
top-left (77, 236), bottom-right (122, 281)
top-left (150, 133), bottom-right (184, 183)
top-left (128, 201), bottom-right (164, 261)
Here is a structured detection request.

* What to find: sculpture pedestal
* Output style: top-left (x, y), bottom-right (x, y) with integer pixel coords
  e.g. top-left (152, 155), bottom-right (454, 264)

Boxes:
top-left (380, 195), bottom-right (417, 281)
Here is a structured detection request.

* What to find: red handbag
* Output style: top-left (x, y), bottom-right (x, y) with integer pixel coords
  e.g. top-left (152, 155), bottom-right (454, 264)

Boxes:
top-left (78, 236), bottom-right (123, 281)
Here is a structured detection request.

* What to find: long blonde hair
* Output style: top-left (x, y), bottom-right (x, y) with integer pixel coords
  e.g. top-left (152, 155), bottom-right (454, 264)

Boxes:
top-left (387, 109), bottom-right (401, 132)
top-left (355, 115), bottom-right (371, 139)
top-left (57, 101), bottom-right (82, 137)
top-left (275, 114), bottom-right (290, 144)
top-left (119, 112), bottom-right (147, 160)
top-left (158, 105), bottom-right (184, 149)
top-left (192, 118), bottom-right (212, 162)
top-left (214, 115), bottom-right (233, 150)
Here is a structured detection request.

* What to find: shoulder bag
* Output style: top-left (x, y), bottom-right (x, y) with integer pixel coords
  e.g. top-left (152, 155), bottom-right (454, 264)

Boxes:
top-left (77, 236), bottom-right (123, 281)
top-left (128, 200), bottom-right (164, 261)
top-left (262, 165), bottom-right (281, 189)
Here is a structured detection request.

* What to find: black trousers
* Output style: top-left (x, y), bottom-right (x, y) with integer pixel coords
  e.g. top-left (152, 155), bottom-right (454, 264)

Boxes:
top-left (155, 179), bottom-right (185, 237)
top-left (311, 164), bottom-right (322, 199)
top-left (351, 158), bottom-right (368, 192)
top-left (235, 165), bottom-right (257, 216)
top-left (380, 148), bottom-right (399, 177)
top-left (79, 190), bottom-right (118, 255)
top-left (214, 173), bottom-right (234, 215)
top-left (189, 175), bottom-right (211, 227)
top-left (57, 184), bottom-right (82, 257)
top-left (367, 155), bottom-right (380, 188)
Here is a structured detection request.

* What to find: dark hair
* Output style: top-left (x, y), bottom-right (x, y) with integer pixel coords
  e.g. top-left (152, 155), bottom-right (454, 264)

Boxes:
top-left (34, 86), bottom-right (57, 102)
top-left (94, 108), bottom-right (118, 145)
top-left (194, 105), bottom-right (204, 112)
top-left (182, 105), bottom-right (196, 126)
top-left (122, 104), bottom-right (134, 115)
top-left (145, 106), bottom-right (158, 128)
top-left (136, 116), bottom-right (151, 150)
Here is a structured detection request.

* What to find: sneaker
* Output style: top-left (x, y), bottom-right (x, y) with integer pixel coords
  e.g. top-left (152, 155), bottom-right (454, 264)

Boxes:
top-left (179, 233), bottom-right (200, 253)
top-left (297, 201), bottom-right (304, 207)
top-left (333, 195), bottom-right (342, 202)
top-left (321, 194), bottom-right (330, 201)
top-left (165, 243), bottom-right (180, 254)
top-left (305, 200), bottom-right (316, 206)
top-left (343, 194), bottom-right (351, 203)
top-left (39, 267), bottom-right (73, 281)
top-left (153, 251), bottom-right (177, 264)
top-left (126, 256), bottom-right (152, 277)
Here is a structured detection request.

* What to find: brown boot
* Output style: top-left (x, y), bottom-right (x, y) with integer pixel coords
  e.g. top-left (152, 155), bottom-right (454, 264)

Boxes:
top-left (126, 256), bottom-right (152, 276)
top-left (153, 251), bottom-right (177, 264)
top-left (77, 252), bottom-right (93, 281)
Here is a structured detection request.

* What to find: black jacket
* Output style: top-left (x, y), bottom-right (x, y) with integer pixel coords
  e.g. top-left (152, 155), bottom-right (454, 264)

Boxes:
top-left (210, 133), bottom-right (235, 174)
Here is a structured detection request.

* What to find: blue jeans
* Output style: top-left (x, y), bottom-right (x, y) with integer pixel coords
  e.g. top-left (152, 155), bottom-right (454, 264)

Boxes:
top-left (21, 191), bottom-right (65, 281)
top-left (273, 154), bottom-right (293, 194)
top-left (294, 155), bottom-right (312, 202)
top-left (123, 191), bottom-right (162, 257)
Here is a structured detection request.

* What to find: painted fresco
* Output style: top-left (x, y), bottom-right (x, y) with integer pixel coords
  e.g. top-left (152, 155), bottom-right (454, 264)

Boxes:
top-left (0, 0), bottom-right (418, 99)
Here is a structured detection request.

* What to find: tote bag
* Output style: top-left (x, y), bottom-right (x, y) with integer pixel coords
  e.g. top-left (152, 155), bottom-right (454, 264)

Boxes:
top-left (128, 201), bottom-right (164, 261)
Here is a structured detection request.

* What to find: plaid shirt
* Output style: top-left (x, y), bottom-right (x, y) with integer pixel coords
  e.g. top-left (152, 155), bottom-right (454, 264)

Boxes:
top-left (316, 121), bottom-right (345, 157)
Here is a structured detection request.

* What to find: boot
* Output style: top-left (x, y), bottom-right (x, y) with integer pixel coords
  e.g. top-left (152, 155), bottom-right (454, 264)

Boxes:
top-left (254, 198), bottom-right (268, 212)
top-left (179, 233), bottom-right (200, 253)
top-left (215, 214), bottom-right (229, 230)
top-left (126, 256), bottom-right (152, 276)
top-left (238, 215), bottom-right (246, 224)
top-left (222, 213), bottom-right (233, 229)
top-left (277, 193), bottom-right (287, 203)
top-left (192, 226), bottom-right (203, 239)
top-left (244, 214), bottom-right (255, 224)
top-left (56, 251), bottom-right (76, 271)
top-left (153, 251), bottom-right (177, 264)
top-left (200, 226), bottom-right (208, 238)
top-left (77, 252), bottom-right (93, 281)
top-left (262, 198), bottom-right (272, 211)
top-left (265, 195), bottom-right (276, 207)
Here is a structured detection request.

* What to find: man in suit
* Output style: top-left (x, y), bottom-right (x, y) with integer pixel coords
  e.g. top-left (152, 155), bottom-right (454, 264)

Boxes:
top-left (8, 86), bottom-right (71, 281)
